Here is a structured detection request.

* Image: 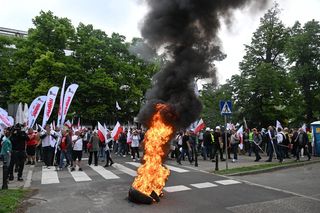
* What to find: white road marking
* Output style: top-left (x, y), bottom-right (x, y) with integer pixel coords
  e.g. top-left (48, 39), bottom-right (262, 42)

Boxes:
top-left (68, 168), bottom-right (92, 182)
top-left (90, 165), bottom-right (120, 180)
top-left (24, 170), bottom-right (33, 188)
top-left (126, 162), bottom-right (141, 167)
top-left (215, 180), bottom-right (241, 185)
top-left (126, 162), bottom-right (190, 173)
top-left (41, 166), bottom-right (60, 184)
top-left (112, 163), bottom-right (137, 177)
top-left (164, 185), bottom-right (191, 193)
top-left (164, 164), bottom-right (189, 173)
top-left (190, 182), bottom-right (218, 189)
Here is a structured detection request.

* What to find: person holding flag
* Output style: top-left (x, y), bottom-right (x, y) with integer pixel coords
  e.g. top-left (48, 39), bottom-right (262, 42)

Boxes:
top-left (252, 128), bottom-right (263, 162)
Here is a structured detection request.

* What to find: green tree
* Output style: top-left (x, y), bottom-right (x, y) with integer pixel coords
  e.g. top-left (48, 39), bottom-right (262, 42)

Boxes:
top-left (285, 20), bottom-right (320, 123)
top-left (235, 4), bottom-right (292, 128)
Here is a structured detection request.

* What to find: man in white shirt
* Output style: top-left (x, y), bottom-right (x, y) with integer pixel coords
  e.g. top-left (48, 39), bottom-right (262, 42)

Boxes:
top-left (71, 131), bottom-right (83, 171)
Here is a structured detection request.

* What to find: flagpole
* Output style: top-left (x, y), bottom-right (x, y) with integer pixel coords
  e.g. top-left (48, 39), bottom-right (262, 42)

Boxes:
top-left (224, 115), bottom-right (228, 170)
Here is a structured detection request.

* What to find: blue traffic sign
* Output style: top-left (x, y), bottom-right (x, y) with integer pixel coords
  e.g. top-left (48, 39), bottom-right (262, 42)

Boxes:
top-left (220, 100), bottom-right (232, 115)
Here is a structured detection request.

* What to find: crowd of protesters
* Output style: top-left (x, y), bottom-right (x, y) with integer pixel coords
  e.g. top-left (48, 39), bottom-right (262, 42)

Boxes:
top-left (0, 121), bottom-right (317, 190)
top-left (167, 125), bottom-right (314, 165)
top-left (0, 122), bottom-right (147, 189)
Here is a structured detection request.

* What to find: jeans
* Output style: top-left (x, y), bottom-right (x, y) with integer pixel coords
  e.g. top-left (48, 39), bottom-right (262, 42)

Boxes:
top-left (99, 146), bottom-right (105, 160)
top-left (177, 148), bottom-right (192, 164)
top-left (59, 150), bottom-right (71, 169)
top-left (231, 144), bottom-right (238, 160)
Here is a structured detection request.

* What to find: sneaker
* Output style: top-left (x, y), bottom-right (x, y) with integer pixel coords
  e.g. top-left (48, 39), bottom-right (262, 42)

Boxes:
top-left (232, 159), bottom-right (235, 163)
top-left (131, 156), bottom-right (133, 159)
top-left (104, 164), bottom-right (109, 167)
top-left (123, 155), bottom-right (126, 157)
top-left (71, 167), bottom-right (75, 172)
top-left (110, 162), bottom-right (114, 166)
top-left (133, 158), bottom-right (136, 162)
top-left (78, 168), bottom-right (83, 171)
top-left (17, 177), bottom-right (24, 181)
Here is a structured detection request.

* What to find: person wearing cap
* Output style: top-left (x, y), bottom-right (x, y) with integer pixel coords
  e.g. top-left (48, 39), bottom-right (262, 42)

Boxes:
top-left (202, 127), bottom-right (213, 160)
top-left (212, 126), bottom-right (226, 162)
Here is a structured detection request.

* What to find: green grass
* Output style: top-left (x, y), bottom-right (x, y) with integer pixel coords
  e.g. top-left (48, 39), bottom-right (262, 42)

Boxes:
top-left (214, 160), bottom-right (319, 175)
top-left (0, 189), bottom-right (28, 213)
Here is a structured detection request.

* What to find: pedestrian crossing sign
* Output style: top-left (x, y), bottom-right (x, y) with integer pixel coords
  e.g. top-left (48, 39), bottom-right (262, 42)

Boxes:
top-left (220, 100), bottom-right (232, 115)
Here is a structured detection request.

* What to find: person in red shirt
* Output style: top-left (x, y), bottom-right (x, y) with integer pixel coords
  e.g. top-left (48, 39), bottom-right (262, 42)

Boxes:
top-left (26, 128), bottom-right (38, 165)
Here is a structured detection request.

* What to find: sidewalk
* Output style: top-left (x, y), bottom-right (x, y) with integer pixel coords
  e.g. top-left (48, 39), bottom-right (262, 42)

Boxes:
top-left (166, 153), bottom-right (320, 174)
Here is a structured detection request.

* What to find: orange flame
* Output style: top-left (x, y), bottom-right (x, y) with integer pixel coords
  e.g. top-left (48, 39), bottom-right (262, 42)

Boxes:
top-left (132, 104), bottom-right (175, 196)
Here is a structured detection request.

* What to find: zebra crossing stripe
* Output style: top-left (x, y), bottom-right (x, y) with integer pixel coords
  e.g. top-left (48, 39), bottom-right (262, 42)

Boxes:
top-left (41, 166), bottom-right (60, 184)
top-left (68, 168), bottom-right (92, 182)
top-left (126, 162), bottom-right (141, 167)
top-left (164, 164), bottom-right (189, 173)
top-left (126, 162), bottom-right (189, 173)
top-left (190, 182), bottom-right (218, 189)
top-left (164, 185), bottom-right (191, 192)
top-left (90, 165), bottom-right (120, 180)
top-left (215, 180), bottom-right (241, 185)
top-left (112, 163), bottom-right (137, 177)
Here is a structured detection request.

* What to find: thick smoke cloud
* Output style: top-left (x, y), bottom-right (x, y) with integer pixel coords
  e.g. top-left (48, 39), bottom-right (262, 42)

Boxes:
top-left (138, 0), bottom-right (269, 129)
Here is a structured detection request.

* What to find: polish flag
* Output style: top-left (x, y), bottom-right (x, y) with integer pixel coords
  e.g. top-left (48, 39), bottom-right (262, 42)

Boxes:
top-left (111, 121), bottom-right (123, 141)
top-left (64, 120), bottom-right (72, 129)
top-left (98, 122), bottom-right (106, 142)
top-left (194, 118), bottom-right (205, 134)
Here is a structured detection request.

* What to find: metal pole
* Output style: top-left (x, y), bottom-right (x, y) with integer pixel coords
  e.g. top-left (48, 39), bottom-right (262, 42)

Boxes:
top-left (215, 154), bottom-right (219, 171)
top-left (194, 136), bottom-right (198, 167)
top-left (224, 115), bottom-right (228, 170)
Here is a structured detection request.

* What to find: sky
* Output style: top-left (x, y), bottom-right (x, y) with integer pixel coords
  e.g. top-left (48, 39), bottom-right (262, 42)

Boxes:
top-left (1, 0), bottom-right (320, 85)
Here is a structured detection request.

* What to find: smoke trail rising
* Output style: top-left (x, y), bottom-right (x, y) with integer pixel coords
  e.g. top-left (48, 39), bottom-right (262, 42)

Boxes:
top-left (138, 0), bottom-right (269, 128)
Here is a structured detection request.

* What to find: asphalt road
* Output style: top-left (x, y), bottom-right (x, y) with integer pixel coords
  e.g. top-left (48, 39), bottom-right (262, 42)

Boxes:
top-left (24, 156), bottom-right (319, 213)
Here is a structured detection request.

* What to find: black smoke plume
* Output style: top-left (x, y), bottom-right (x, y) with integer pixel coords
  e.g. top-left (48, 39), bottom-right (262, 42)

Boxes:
top-left (138, 0), bottom-right (269, 129)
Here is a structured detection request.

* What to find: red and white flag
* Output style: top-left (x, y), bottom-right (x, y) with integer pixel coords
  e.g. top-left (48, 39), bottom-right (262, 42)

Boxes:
top-left (98, 122), bottom-right (106, 142)
top-left (61, 84), bottom-right (79, 126)
top-left (28, 96), bottom-right (47, 129)
top-left (57, 76), bottom-right (66, 127)
top-left (64, 120), bottom-right (72, 128)
top-left (111, 121), bottom-right (122, 141)
top-left (194, 118), bottom-right (205, 134)
top-left (0, 108), bottom-right (12, 127)
top-left (42, 86), bottom-right (59, 127)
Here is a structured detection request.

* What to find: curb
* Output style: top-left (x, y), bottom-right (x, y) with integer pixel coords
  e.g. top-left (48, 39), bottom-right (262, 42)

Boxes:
top-left (214, 159), bottom-right (320, 176)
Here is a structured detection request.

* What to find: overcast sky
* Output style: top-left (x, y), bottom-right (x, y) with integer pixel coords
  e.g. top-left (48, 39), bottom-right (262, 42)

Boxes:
top-left (1, 0), bottom-right (319, 85)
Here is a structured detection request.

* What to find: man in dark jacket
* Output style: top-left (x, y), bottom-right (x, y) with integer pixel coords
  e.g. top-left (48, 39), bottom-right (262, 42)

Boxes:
top-left (296, 128), bottom-right (311, 161)
top-left (8, 124), bottom-right (28, 181)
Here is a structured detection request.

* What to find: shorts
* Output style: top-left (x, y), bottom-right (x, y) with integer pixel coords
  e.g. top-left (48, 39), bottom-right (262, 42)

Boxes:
top-left (26, 145), bottom-right (36, 156)
top-left (72, 150), bottom-right (82, 161)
